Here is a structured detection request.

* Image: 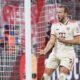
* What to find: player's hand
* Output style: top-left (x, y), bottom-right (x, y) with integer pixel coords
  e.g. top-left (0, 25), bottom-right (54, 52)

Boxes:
top-left (39, 49), bottom-right (45, 55)
top-left (57, 37), bottom-right (65, 43)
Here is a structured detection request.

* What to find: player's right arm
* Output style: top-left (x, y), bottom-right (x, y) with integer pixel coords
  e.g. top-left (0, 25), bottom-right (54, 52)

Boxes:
top-left (40, 34), bottom-right (56, 55)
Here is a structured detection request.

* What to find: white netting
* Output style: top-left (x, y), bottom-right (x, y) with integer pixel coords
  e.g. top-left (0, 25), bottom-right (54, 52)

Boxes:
top-left (0, 0), bottom-right (25, 80)
top-left (31, 3), bottom-right (57, 55)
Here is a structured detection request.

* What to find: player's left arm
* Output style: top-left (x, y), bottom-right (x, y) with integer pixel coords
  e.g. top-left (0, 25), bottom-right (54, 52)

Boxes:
top-left (57, 35), bottom-right (80, 45)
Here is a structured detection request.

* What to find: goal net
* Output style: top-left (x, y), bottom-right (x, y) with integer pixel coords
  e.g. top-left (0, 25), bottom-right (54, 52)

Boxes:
top-left (0, 0), bottom-right (25, 80)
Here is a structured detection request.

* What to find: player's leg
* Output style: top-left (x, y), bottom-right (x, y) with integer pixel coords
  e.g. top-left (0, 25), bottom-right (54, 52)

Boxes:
top-left (59, 57), bottom-right (74, 80)
top-left (41, 68), bottom-right (55, 80)
top-left (41, 53), bottom-right (60, 80)
top-left (59, 66), bottom-right (69, 80)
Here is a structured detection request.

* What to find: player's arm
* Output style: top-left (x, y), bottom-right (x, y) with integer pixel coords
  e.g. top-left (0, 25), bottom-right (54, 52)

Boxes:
top-left (40, 34), bottom-right (56, 55)
top-left (58, 35), bottom-right (80, 45)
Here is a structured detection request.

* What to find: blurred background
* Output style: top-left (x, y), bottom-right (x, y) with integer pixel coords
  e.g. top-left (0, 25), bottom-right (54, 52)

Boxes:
top-left (0, 0), bottom-right (25, 80)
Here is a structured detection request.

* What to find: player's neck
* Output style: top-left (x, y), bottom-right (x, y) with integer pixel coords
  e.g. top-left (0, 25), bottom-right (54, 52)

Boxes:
top-left (61, 17), bottom-right (69, 25)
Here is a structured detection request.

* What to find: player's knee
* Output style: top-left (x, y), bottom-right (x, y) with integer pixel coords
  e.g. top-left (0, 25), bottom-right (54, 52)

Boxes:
top-left (45, 68), bottom-right (54, 76)
top-left (58, 66), bottom-right (69, 80)
top-left (59, 66), bottom-right (69, 74)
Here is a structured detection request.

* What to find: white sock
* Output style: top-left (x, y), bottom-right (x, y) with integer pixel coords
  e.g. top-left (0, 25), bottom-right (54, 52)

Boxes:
top-left (41, 73), bottom-right (50, 80)
top-left (59, 73), bottom-right (67, 80)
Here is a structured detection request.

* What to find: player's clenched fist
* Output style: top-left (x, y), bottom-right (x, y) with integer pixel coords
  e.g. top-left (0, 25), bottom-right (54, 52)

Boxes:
top-left (39, 49), bottom-right (45, 55)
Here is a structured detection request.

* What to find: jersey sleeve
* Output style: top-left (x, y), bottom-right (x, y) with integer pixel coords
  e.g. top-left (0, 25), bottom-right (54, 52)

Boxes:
top-left (73, 22), bottom-right (80, 36)
top-left (51, 24), bottom-right (56, 36)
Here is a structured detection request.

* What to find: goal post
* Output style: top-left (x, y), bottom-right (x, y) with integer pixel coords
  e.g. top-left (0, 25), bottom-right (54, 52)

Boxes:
top-left (24, 0), bottom-right (32, 80)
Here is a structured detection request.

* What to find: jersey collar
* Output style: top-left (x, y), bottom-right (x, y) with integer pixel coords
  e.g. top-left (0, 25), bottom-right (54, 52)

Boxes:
top-left (60, 18), bottom-right (69, 25)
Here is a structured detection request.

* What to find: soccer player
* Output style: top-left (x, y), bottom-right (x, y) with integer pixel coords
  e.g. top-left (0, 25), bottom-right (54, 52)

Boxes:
top-left (40, 5), bottom-right (80, 80)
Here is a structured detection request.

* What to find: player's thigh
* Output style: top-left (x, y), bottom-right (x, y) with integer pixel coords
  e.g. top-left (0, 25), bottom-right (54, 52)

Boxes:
top-left (60, 57), bottom-right (74, 72)
top-left (45, 53), bottom-right (60, 72)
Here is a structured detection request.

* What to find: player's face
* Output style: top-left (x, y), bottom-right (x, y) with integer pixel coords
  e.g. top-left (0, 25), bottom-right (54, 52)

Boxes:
top-left (57, 7), bottom-right (67, 22)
